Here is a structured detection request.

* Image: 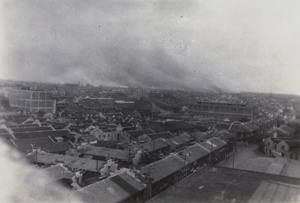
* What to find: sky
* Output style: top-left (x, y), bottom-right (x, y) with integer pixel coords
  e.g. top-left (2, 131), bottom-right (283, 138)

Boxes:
top-left (1, 0), bottom-right (300, 94)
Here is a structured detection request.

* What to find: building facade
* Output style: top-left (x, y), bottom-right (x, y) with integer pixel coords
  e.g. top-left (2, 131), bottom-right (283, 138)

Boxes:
top-left (189, 101), bottom-right (255, 121)
top-left (58, 83), bottom-right (80, 96)
top-left (6, 88), bottom-right (56, 113)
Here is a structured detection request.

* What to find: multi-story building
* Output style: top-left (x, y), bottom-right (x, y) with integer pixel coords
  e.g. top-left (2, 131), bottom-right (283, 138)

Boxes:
top-left (5, 88), bottom-right (56, 113)
top-left (189, 101), bottom-right (255, 121)
top-left (58, 83), bottom-right (80, 96)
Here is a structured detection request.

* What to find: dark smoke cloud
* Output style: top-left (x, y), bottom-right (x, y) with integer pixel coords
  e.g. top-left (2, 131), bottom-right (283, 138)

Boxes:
top-left (1, 0), bottom-right (300, 94)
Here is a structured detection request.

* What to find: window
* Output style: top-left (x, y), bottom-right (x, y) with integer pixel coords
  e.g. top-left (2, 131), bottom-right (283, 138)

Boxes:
top-left (40, 92), bottom-right (45, 99)
top-left (282, 153), bottom-right (285, 157)
top-left (295, 155), bottom-right (298, 160)
top-left (290, 154), bottom-right (293, 159)
top-left (268, 142), bottom-right (270, 146)
top-left (32, 92), bottom-right (39, 100)
top-left (282, 145), bottom-right (285, 150)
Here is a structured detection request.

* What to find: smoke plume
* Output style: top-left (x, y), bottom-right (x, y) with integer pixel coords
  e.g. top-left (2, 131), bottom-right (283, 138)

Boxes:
top-left (0, 140), bottom-right (83, 203)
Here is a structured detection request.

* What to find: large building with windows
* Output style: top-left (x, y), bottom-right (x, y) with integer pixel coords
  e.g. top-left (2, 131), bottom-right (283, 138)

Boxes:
top-left (5, 88), bottom-right (56, 113)
top-left (58, 83), bottom-right (80, 96)
top-left (189, 101), bottom-right (255, 121)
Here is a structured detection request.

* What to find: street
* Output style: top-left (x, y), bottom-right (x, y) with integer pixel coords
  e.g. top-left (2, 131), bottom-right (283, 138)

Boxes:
top-left (218, 143), bottom-right (269, 169)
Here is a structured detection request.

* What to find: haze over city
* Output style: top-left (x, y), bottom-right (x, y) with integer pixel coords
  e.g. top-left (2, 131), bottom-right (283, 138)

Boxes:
top-left (1, 1), bottom-right (300, 201)
top-left (1, 0), bottom-right (300, 94)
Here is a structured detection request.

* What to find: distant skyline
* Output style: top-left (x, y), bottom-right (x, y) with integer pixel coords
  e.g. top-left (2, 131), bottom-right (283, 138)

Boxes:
top-left (1, 0), bottom-right (300, 94)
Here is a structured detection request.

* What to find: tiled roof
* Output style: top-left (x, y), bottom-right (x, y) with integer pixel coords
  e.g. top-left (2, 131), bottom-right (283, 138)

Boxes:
top-left (0, 128), bottom-right (10, 134)
top-left (7, 123), bottom-right (41, 128)
top-left (162, 121), bottom-right (195, 132)
top-left (11, 126), bottom-right (54, 133)
top-left (126, 129), bottom-right (154, 138)
top-left (84, 146), bottom-right (130, 161)
top-left (12, 137), bottom-right (74, 154)
top-left (28, 152), bottom-right (105, 172)
top-left (43, 164), bottom-right (74, 181)
top-left (147, 132), bottom-right (175, 140)
top-left (164, 134), bottom-right (193, 149)
top-left (77, 172), bottom-right (145, 203)
top-left (110, 173), bottom-right (143, 195)
top-left (141, 155), bottom-right (184, 183)
top-left (13, 129), bottom-right (71, 139)
top-left (199, 137), bottom-right (227, 152)
top-left (0, 132), bottom-right (14, 139)
top-left (148, 123), bottom-right (166, 133)
top-left (280, 125), bottom-right (295, 135)
top-left (175, 144), bottom-right (210, 164)
top-left (137, 139), bottom-right (169, 152)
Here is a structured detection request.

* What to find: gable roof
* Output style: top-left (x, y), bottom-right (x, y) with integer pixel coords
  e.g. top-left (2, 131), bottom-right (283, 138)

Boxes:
top-left (137, 138), bottom-right (169, 152)
top-left (126, 129), bottom-right (154, 139)
top-left (12, 137), bottom-right (74, 154)
top-left (28, 152), bottom-right (105, 172)
top-left (280, 125), bottom-right (296, 135)
top-left (199, 137), bottom-right (227, 152)
top-left (164, 134), bottom-right (193, 148)
top-left (43, 164), bottom-right (74, 181)
top-left (94, 140), bottom-right (118, 148)
top-left (13, 129), bottom-right (71, 139)
top-left (148, 123), bottom-right (166, 133)
top-left (147, 132), bottom-right (175, 140)
top-left (7, 123), bottom-right (41, 128)
top-left (83, 146), bottom-right (130, 161)
top-left (77, 172), bottom-right (145, 203)
top-left (280, 140), bottom-right (300, 150)
top-left (141, 155), bottom-right (184, 183)
top-left (175, 144), bottom-right (210, 164)
top-left (162, 121), bottom-right (195, 132)
top-left (10, 126), bottom-right (54, 133)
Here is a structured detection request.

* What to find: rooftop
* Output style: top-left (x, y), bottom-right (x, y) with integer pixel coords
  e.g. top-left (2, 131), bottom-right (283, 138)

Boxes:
top-left (77, 172), bottom-right (145, 203)
top-left (147, 132), bottom-right (175, 140)
top-left (13, 129), bottom-right (72, 139)
top-left (137, 139), bottom-right (169, 153)
top-left (249, 181), bottom-right (300, 203)
top-left (149, 166), bottom-right (300, 203)
top-left (83, 146), bottom-right (130, 161)
top-left (28, 152), bottom-right (105, 172)
top-left (140, 154), bottom-right (184, 184)
top-left (199, 137), bottom-right (227, 152)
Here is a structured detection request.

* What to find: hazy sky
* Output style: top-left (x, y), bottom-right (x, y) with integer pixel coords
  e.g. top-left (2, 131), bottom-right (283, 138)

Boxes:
top-left (1, 0), bottom-right (300, 94)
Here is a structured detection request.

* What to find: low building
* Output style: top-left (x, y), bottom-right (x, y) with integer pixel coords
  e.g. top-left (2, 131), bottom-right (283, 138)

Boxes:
top-left (140, 154), bottom-right (185, 195)
top-left (249, 180), bottom-right (300, 203)
top-left (163, 133), bottom-right (193, 151)
top-left (125, 129), bottom-right (154, 141)
top-left (28, 152), bottom-right (105, 173)
top-left (10, 136), bottom-right (74, 155)
top-left (82, 146), bottom-right (131, 163)
top-left (148, 166), bottom-right (300, 203)
top-left (77, 172), bottom-right (146, 203)
top-left (277, 140), bottom-right (300, 161)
